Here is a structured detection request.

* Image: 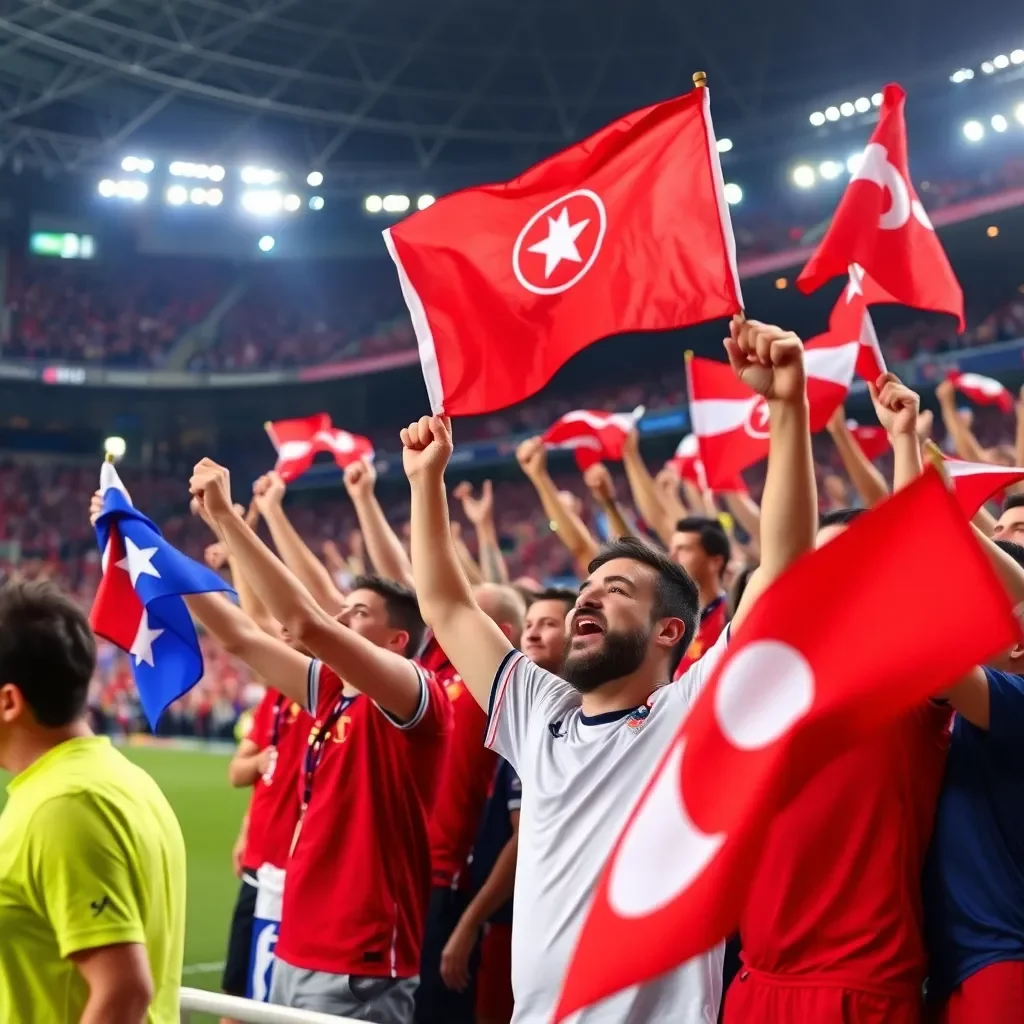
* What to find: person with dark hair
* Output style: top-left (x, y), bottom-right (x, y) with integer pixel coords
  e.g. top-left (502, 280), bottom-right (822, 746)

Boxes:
top-left (404, 317), bottom-right (817, 1023)
top-left (173, 461), bottom-right (454, 1024)
top-left (994, 493), bottom-right (1024, 542)
top-left (923, 535), bottom-right (1024, 1024)
top-left (669, 516), bottom-right (731, 676)
top-left (521, 588), bottom-right (576, 673)
top-left (0, 579), bottom-right (186, 1024)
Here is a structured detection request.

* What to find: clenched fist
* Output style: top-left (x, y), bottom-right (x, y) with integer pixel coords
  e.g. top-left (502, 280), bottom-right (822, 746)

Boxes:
top-left (401, 415), bottom-right (453, 482)
top-left (723, 317), bottom-right (806, 404)
top-left (252, 471), bottom-right (286, 514)
top-left (343, 458), bottom-right (377, 500)
top-left (190, 458), bottom-right (235, 522)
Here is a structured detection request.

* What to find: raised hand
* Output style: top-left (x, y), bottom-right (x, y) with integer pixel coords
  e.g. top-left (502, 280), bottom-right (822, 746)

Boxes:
top-left (89, 490), bottom-right (103, 527)
top-left (401, 415), bottom-right (453, 482)
top-left (723, 317), bottom-right (806, 404)
top-left (515, 436), bottom-right (547, 481)
top-left (453, 479), bottom-right (494, 526)
top-left (343, 458), bottom-right (377, 500)
top-left (252, 471), bottom-right (286, 514)
top-left (203, 542), bottom-right (227, 570)
top-left (869, 372), bottom-right (920, 438)
top-left (189, 458), bottom-right (235, 522)
top-left (583, 463), bottom-right (615, 503)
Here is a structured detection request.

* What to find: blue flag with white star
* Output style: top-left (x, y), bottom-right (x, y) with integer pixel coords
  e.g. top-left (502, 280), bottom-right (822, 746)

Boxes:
top-left (89, 460), bottom-right (235, 729)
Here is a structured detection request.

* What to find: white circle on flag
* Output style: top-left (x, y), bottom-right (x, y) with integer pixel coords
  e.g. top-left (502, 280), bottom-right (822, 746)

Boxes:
top-left (607, 737), bottom-right (726, 918)
top-left (714, 640), bottom-right (815, 750)
top-left (512, 189), bottom-right (607, 296)
top-left (743, 396), bottom-right (771, 439)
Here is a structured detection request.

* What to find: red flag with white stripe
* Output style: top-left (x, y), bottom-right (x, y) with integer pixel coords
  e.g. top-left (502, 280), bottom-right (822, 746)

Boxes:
top-left (667, 433), bottom-right (746, 493)
top-left (829, 264), bottom-right (890, 383)
top-left (846, 420), bottom-right (890, 461)
top-left (543, 407), bottom-right (644, 471)
top-left (554, 470), bottom-right (1018, 1020)
top-left (265, 414), bottom-right (374, 482)
top-left (939, 454), bottom-right (1024, 518)
top-left (947, 371), bottom-right (1014, 415)
top-left (686, 334), bottom-right (857, 488)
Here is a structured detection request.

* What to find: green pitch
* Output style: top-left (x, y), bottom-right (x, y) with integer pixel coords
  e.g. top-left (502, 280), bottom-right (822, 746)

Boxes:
top-left (1, 744), bottom-right (249, 1023)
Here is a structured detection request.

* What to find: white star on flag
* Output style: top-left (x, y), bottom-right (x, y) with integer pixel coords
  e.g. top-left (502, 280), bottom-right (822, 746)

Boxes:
top-left (129, 609), bottom-right (164, 668)
top-left (527, 206), bottom-right (590, 279)
top-left (117, 536), bottom-right (161, 587)
top-left (845, 263), bottom-right (865, 302)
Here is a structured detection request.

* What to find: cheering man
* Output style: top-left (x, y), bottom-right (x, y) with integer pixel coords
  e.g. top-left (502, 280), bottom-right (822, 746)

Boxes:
top-left (403, 318), bottom-right (817, 1022)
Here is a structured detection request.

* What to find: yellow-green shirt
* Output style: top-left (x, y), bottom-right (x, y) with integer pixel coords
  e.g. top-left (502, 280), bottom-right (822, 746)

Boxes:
top-left (0, 736), bottom-right (187, 1023)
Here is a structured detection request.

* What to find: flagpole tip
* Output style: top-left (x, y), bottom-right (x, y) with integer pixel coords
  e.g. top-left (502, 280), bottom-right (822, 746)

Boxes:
top-left (104, 452), bottom-right (115, 464)
top-left (684, 349), bottom-right (694, 363)
top-left (692, 71), bottom-right (707, 89)
top-left (263, 421), bottom-right (272, 431)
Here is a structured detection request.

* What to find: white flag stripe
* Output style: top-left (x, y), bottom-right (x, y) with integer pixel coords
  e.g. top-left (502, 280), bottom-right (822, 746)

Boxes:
top-left (805, 342), bottom-right (858, 387)
top-left (690, 397), bottom-right (758, 438)
top-left (946, 461), bottom-right (1024, 479)
top-left (548, 435), bottom-right (605, 451)
top-left (956, 373), bottom-right (1006, 397)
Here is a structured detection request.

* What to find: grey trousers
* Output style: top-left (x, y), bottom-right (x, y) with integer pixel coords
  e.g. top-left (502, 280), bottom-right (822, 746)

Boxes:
top-left (270, 957), bottom-right (418, 1024)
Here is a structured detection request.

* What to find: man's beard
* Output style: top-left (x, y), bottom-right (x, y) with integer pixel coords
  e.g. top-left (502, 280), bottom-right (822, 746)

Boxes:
top-left (562, 625), bottom-right (650, 694)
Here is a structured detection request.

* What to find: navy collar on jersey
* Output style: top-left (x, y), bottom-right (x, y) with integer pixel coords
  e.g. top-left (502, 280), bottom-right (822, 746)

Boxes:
top-left (701, 593), bottom-right (727, 621)
top-left (578, 706), bottom-right (637, 726)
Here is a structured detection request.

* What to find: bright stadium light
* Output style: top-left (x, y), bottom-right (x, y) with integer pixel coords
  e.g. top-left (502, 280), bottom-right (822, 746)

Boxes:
top-left (847, 151), bottom-right (864, 174)
top-left (115, 180), bottom-right (148, 201)
top-left (98, 179), bottom-right (116, 198)
top-left (121, 155), bottom-right (153, 173)
top-left (992, 114), bottom-right (1009, 133)
top-left (723, 182), bottom-right (743, 205)
top-left (792, 164), bottom-right (816, 188)
top-left (993, 54), bottom-right (1010, 70)
top-left (839, 101), bottom-right (855, 117)
top-left (382, 194), bottom-right (410, 213)
top-left (283, 193), bottom-right (301, 212)
top-left (716, 137), bottom-right (733, 153)
top-left (241, 165), bottom-right (280, 186)
top-left (309, 196), bottom-right (325, 210)
top-left (208, 165), bottom-right (225, 182)
top-left (981, 61), bottom-right (996, 74)
top-left (1012, 50), bottom-right (1024, 65)
top-left (258, 235), bottom-right (275, 252)
top-left (819, 160), bottom-right (843, 180)
top-left (307, 171), bottom-right (323, 187)
top-left (824, 106), bottom-right (840, 121)
top-left (417, 194), bottom-right (436, 210)
top-left (1016, 102), bottom-right (1024, 126)
top-left (871, 92), bottom-right (883, 106)
top-left (950, 68), bottom-right (974, 83)
top-left (854, 96), bottom-right (871, 113)
top-left (364, 195), bottom-right (383, 213)
top-left (962, 119), bottom-right (985, 142)
top-left (206, 188), bottom-right (223, 206)
top-left (190, 188), bottom-right (207, 204)
top-left (103, 436), bottom-right (127, 460)
top-left (809, 111), bottom-right (826, 126)
top-left (242, 190), bottom-right (284, 215)
top-left (166, 184), bottom-right (188, 205)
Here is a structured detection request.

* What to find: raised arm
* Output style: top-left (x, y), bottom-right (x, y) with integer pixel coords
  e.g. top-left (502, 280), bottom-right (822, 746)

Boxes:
top-left (190, 459), bottom-right (423, 722)
top-left (404, 415), bottom-right (513, 710)
top-left (343, 459), bottom-right (415, 589)
top-left (825, 406), bottom-right (890, 506)
top-left (454, 480), bottom-right (509, 584)
top-left (254, 471), bottom-right (345, 616)
top-left (868, 373), bottom-right (923, 493)
top-left (582, 463), bottom-right (633, 541)
top-left (726, 318), bottom-right (817, 628)
top-left (621, 432), bottom-right (682, 545)
top-left (936, 379), bottom-right (988, 463)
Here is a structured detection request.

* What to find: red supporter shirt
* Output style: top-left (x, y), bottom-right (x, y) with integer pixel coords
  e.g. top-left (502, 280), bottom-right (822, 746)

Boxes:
top-left (426, 660), bottom-right (496, 889)
top-left (673, 594), bottom-right (728, 680)
top-left (243, 689), bottom-right (312, 872)
top-left (738, 703), bottom-right (952, 996)
top-left (275, 659), bottom-right (452, 978)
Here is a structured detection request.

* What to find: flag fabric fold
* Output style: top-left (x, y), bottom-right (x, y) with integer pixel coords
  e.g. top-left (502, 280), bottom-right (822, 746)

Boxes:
top-left (542, 407), bottom-right (644, 471)
top-left (265, 413), bottom-right (374, 482)
top-left (554, 470), bottom-right (1019, 1020)
top-left (946, 371), bottom-right (1014, 415)
top-left (89, 460), bottom-right (236, 728)
top-left (667, 433), bottom-right (746, 493)
top-left (796, 85), bottom-right (965, 331)
top-left (829, 264), bottom-right (890, 383)
top-left (846, 420), bottom-right (891, 462)
top-left (936, 452), bottom-right (1024, 518)
top-left (384, 87), bottom-right (743, 416)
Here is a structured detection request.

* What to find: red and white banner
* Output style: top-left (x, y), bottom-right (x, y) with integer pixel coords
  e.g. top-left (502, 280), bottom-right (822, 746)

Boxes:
top-left (829, 264), bottom-right (890, 383)
top-left (542, 407), bottom-right (644, 471)
top-left (940, 454), bottom-right (1024, 518)
top-left (686, 336), bottom-right (857, 488)
top-left (265, 414), bottom-right (374, 482)
top-left (384, 88), bottom-right (742, 415)
top-left (947, 371), bottom-right (1014, 415)
top-left (846, 420), bottom-right (890, 461)
top-left (554, 470), bottom-right (1018, 1020)
top-left (667, 434), bottom-right (746, 493)
top-left (797, 84), bottom-right (964, 330)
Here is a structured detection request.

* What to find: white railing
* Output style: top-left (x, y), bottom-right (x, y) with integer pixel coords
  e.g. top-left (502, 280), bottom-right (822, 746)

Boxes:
top-left (179, 987), bottom-right (361, 1023)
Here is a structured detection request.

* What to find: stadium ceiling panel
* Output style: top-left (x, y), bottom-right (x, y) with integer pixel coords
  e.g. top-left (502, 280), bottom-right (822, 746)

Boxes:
top-left (0, 0), bottom-right (1010, 182)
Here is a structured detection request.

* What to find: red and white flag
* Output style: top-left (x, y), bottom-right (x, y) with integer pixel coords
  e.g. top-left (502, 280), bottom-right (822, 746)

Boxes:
top-left (829, 264), bottom-right (890, 383)
top-left (947, 371), bottom-right (1014, 415)
top-left (846, 420), bottom-right (891, 461)
top-left (797, 85), bottom-right (965, 331)
top-left (265, 414), bottom-right (374, 482)
top-left (938, 453), bottom-right (1024, 518)
top-left (668, 434), bottom-right (746, 493)
top-left (384, 88), bottom-right (743, 416)
top-left (554, 470), bottom-right (1018, 1021)
top-left (686, 335), bottom-right (857, 488)
top-left (543, 407), bottom-right (644, 471)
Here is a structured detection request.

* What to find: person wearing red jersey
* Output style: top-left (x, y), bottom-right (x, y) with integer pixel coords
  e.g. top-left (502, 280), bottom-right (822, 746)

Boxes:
top-left (724, 372), bottom-right (943, 1024)
top-left (669, 516), bottom-right (730, 678)
top-left (417, 583), bottom-right (525, 1024)
top-left (220, 688), bottom-right (310, 1016)
top-left (184, 459), bottom-right (453, 1024)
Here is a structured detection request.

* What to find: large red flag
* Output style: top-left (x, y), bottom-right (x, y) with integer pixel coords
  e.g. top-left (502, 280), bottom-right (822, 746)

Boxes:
top-left (555, 470), bottom-right (1018, 1020)
top-left (686, 335), bottom-right (856, 488)
top-left (384, 88), bottom-right (743, 415)
top-left (829, 264), bottom-right (890, 383)
top-left (797, 85), bottom-right (965, 331)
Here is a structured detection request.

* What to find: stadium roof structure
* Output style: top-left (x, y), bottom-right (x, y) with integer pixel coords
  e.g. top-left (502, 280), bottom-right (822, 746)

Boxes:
top-left (0, 0), bottom-right (1012, 192)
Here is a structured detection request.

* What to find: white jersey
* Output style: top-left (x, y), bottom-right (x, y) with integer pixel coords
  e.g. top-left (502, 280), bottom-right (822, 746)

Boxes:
top-left (485, 628), bottom-right (730, 1024)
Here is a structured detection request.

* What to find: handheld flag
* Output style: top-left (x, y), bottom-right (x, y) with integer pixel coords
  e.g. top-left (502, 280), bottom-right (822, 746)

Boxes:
top-left (542, 407), bottom-right (644, 471)
top-left (89, 459), bottom-right (236, 728)
top-left (667, 434), bottom-right (746, 494)
top-left (946, 371), bottom-right (1014, 415)
top-left (829, 265), bottom-right (889, 383)
top-left (265, 414), bottom-right (374, 482)
top-left (555, 470), bottom-right (1018, 1020)
top-left (924, 441), bottom-right (1024, 518)
top-left (846, 420), bottom-right (891, 462)
top-left (797, 84), bottom-right (965, 330)
top-left (384, 87), bottom-right (742, 415)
